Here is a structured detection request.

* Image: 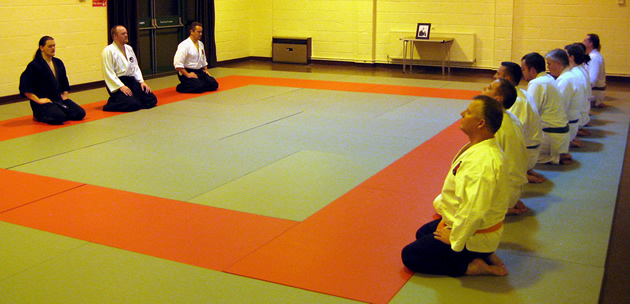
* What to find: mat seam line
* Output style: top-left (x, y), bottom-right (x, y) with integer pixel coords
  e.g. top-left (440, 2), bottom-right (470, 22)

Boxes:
top-left (0, 183), bottom-right (88, 215)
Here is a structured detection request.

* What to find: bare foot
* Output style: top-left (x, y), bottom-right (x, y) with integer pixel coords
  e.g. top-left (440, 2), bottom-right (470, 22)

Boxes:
top-left (594, 103), bottom-right (608, 109)
top-left (465, 256), bottom-right (508, 276)
top-left (527, 169), bottom-right (546, 183)
top-left (485, 252), bottom-right (508, 274)
top-left (570, 138), bottom-right (585, 148)
top-left (559, 153), bottom-right (573, 165)
top-left (577, 128), bottom-right (591, 137)
top-left (507, 200), bottom-right (527, 215)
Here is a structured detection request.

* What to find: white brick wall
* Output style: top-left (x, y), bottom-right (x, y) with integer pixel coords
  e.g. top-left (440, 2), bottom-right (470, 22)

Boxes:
top-left (0, 0), bottom-right (107, 97)
top-left (215, 0), bottom-right (252, 61)
top-left (215, 0), bottom-right (375, 63)
top-left (249, 0), bottom-right (273, 58)
top-left (271, 0), bottom-right (364, 62)
top-left (377, 0), bottom-right (503, 68)
top-left (214, 0), bottom-right (629, 75)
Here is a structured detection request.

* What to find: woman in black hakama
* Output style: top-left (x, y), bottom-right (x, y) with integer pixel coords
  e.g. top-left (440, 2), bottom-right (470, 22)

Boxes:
top-left (19, 36), bottom-right (85, 125)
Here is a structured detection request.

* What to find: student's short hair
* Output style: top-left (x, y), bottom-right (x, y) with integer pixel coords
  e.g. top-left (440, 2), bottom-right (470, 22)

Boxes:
top-left (189, 22), bottom-right (203, 33)
top-left (494, 78), bottom-right (518, 110)
top-left (587, 33), bottom-right (601, 50)
top-left (521, 52), bottom-right (546, 74)
top-left (110, 25), bottom-right (124, 39)
top-left (545, 48), bottom-right (569, 67)
top-left (500, 61), bottom-right (523, 86)
top-left (564, 43), bottom-right (587, 65)
top-left (473, 95), bottom-right (503, 134)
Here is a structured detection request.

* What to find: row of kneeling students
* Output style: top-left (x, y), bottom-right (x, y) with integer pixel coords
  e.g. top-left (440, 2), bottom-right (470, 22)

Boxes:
top-left (401, 33), bottom-right (607, 277)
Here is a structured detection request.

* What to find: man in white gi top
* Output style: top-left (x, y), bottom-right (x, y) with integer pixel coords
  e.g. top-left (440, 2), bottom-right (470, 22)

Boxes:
top-left (173, 22), bottom-right (219, 93)
top-left (521, 52), bottom-right (571, 165)
top-left (546, 49), bottom-right (583, 149)
top-left (101, 25), bottom-right (157, 112)
top-left (494, 62), bottom-right (545, 183)
top-left (583, 33), bottom-right (606, 108)
top-left (481, 79), bottom-right (529, 215)
top-left (402, 95), bottom-right (509, 277)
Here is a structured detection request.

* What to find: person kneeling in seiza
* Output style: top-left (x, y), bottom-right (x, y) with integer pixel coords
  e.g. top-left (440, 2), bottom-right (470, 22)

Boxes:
top-left (20, 36), bottom-right (85, 125)
top-left (101, 25), bottom-right (157, 112)
top-left (402, 95), bottom-right (510, 277)
top-left (173, 22), bottom-right (219, 94)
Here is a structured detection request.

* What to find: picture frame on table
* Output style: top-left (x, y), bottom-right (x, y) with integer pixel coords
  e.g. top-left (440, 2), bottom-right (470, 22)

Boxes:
top-left (416, 23), bottom-right (431, 39)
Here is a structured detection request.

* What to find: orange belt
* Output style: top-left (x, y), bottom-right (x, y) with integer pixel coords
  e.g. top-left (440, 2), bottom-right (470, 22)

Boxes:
top-left (436, 219), bottom-right (503, 234)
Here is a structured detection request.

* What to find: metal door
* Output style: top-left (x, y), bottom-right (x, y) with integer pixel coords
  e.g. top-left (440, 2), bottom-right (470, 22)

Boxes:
top-left (138, 0), bottom-right (186, 75)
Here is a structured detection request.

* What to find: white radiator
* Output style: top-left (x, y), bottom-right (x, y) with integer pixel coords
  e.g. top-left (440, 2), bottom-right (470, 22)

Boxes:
top-left (387, 30), bottom-right (476, 66)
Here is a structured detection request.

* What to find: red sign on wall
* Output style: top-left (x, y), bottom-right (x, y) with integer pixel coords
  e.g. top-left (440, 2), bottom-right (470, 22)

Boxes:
top-left (93, 0), bottom-right (107, 7)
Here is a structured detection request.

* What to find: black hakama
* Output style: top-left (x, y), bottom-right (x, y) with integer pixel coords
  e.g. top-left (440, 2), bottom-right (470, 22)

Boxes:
top-left (103, 76), bottom-right (158, 112)
top-left (401, 218), bottom-right (492, 277)
top-left (176, 68), bottom-right (219, 94)
top-left (19, 57), bottom-right (85, 125)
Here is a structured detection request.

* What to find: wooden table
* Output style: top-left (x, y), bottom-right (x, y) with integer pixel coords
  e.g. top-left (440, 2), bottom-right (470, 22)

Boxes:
top-left (401, 37), bottom-right (454, 75)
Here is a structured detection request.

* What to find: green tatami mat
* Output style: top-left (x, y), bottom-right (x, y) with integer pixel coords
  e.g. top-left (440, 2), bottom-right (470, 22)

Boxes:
top-left (191, 150), bottom-right (377, 221)
top-left (0, 231), bottom-right (363, 304)
top-left (391, 249), bottom-right (602, 304)
top-left (0, 123), bottom-right (139, 169)
top-left (0, 222), bottom-right (88, 281)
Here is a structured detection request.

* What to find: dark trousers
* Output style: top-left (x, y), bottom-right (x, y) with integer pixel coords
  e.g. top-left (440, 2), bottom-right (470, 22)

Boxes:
top-left (176, 69), bottom-right (219, 93)
top-left (30, 98), bottom-right (86, 125)
top-left (401, 218), bottom-right (492, 277)
top-left (104, 76), bottom-right (158, 112)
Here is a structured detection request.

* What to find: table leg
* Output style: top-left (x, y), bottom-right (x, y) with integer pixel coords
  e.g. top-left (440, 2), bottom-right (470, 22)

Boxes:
top-left (441, 42), bottom-right (446, 75)
top-left (403, 40), bottom-right (407, 73)
top-left (447, 41), bottom-right (452, 75)
top-left (410, 41), bottom-right (414, 73)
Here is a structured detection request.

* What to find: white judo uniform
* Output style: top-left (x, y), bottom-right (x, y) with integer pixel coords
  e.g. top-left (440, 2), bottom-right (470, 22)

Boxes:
top-left (101, 43), bottom-right (145, 93)
top-left (528, 72), bottom-right (569, 164)
top-left (586, 49), bottom-right (606, 107)
top-left (510, 89), bottom-right (543, 170)
top-left (172, 37), bottom-right (218, 94)
top-left (101, 43), bottom-right (157, 112)
top-left (173, 37), bottom-right (208, 70)
top-left (556, 68), bottom-right (583, 141)
top-left (433, 138), bottom-right (509, 253)
top-left (572, 65), bottom-right (592, 127)
top-left (494, 111), bottom-right (528, 208)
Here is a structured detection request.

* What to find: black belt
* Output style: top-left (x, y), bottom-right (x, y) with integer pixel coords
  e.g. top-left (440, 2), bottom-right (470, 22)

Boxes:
top-left (527, 144), bottom-right (540, 149)
top-left (568, 119), bottom-right (579, 124)
top-left (593, 86), bottom-right (606, 91)
top-left (118, 76), bottom-right (138, 86)
top-left (543, 124), bottom-right (570, 134)
top-left (119, 76), bottom-right (136, 81)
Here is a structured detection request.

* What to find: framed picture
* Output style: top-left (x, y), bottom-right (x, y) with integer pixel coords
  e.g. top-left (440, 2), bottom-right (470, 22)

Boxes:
top-left (416, 23), bottom-right (431, 39)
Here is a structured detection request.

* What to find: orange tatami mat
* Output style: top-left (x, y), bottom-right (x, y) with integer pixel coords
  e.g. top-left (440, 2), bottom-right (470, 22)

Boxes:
top-left (1, 76), bottom-right (477, 303)
top-left (366, 84), bottom-right (479, 100)
top-left (226, 123), bottom-right (468, 304)
top-left (0, 169), bottom-right (83, 213)
top-left (0, 87), bottom-right (210, 142)
top-left (0, 184), bottom-right (298, 271)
